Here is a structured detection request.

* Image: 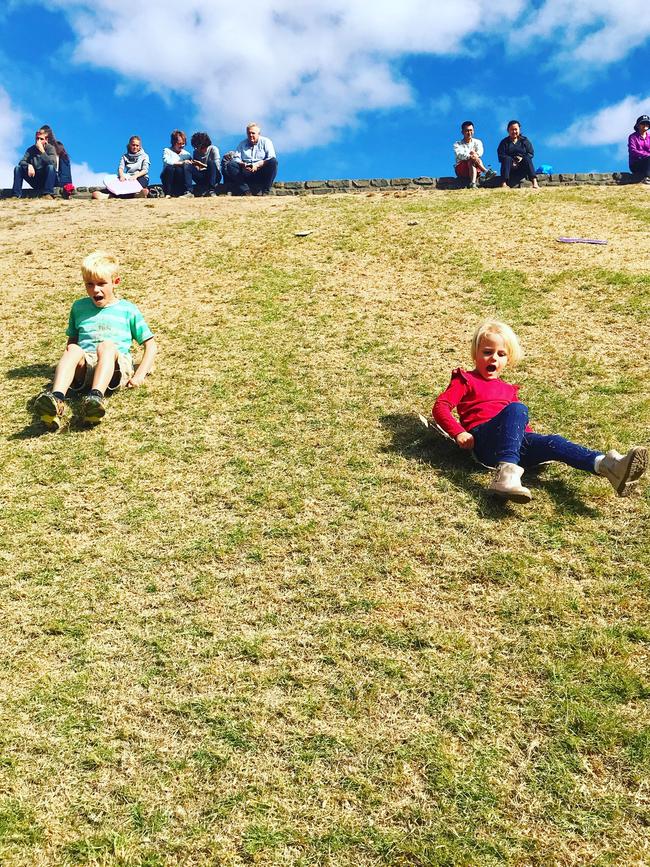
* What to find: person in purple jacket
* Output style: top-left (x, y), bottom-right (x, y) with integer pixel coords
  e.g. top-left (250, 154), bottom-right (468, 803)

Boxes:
top-left (628, 114), bottom-right (650, 184)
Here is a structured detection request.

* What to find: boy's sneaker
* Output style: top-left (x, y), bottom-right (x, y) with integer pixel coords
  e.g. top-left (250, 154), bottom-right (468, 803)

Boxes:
top-left (81, 394), bottom-right (107, 425)
top-left (598, 447), bottom-right (648, 496)
top-left (34, 391), bottom-right (67, 431)
top-left (483, 167), bottom-right (497, 180)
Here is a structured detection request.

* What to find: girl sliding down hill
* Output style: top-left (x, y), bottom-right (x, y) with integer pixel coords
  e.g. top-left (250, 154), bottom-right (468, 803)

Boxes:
top-left (432, 319), bottom-right (648, 503)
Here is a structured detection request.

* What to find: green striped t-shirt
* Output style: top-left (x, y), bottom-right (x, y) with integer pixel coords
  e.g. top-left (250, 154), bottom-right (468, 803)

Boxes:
top-left (66, 298), bottom-right (153, 356)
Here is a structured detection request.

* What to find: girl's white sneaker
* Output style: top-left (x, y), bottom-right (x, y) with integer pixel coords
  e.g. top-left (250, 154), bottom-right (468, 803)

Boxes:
top-left (489, 462), bottom-right (532, 503)
top-left (598, 447), bottom-right (648, 496)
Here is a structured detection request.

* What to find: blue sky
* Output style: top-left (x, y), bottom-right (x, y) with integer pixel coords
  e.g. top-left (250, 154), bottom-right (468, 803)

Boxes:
top-left (1, 0), bottom-right (649, 186)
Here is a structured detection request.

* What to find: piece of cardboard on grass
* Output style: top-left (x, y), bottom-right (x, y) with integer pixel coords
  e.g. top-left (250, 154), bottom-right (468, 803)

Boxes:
top-left (103, 175), bottom-right (143, 196)
top-left (556, 237), bottom-right (607, 245)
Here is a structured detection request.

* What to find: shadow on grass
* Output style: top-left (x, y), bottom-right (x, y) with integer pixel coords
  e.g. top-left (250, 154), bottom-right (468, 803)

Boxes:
top-left (6, 363), bottom-right (55, 380)
top-left (10, 395), bottom-right (111, 440)
top-left (380, 413), bottom-right (599, 518)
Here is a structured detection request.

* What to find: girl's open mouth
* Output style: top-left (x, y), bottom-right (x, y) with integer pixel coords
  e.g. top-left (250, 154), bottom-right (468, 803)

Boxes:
top-left (487, 364), bottom-right (497, 372)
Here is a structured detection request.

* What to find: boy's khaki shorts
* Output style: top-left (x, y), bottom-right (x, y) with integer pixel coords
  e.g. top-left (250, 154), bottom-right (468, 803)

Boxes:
top-left (70, 351), bottom-right (134, 393)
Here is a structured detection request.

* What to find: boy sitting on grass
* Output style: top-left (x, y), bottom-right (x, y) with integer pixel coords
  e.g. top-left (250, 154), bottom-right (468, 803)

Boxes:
top-left (34, 251), bottom-right (157, 429)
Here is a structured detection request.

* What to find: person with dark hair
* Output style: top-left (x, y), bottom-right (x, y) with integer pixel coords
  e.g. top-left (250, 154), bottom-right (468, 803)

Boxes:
top-left (224, 122), bottom-right (278, 195)
top-left (628, 114), bottom-right (650, 184)
top-left (41, 124), bottom-right (75, 195)
top-left (497, 120), bottom-right (539, 189)
top-left (453, 121), bottom-right (494, 188)
top-left (190, 132), bottom-right (221, 196)
top-left (12, 127), bottom-right (57, 198)
top-left (160, 130), bottom-right (194, 197)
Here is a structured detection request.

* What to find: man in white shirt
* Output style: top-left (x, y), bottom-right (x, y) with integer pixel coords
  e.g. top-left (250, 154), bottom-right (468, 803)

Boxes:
top-left (453, 121), bottom-right (493, 189)
top-left (224, 123), bottom-right (278, 196)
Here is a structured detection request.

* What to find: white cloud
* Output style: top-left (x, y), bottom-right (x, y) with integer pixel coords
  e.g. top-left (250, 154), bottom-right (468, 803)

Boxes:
top-left (0, 87), bottom-right (25, 187)
top-left (43, 0), bottom-right (526, 151)
top-left (8, 0), bottom-right (649, 161)
top-left (548, 95), bottom-right (650, 149)
top-left (517, 0), bottom-right (650, 66)
top-left (70, 162), bottom-right (108, 186)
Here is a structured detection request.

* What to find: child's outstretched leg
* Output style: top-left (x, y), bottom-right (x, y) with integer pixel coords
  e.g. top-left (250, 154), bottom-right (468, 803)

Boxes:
top-left (519, 434), bottom-right (647, 498)
top-left (471, 402), bottom-right (533, 502)
top-left (80, 340), bottom-right (119, 425)
top-left (34, 343), bottom-right (86, 430)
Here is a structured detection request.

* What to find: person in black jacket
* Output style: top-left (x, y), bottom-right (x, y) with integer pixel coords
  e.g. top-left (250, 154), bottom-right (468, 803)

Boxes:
top-left (497, 120), bottom-right (539, 189)
top-left (12, 127), bottom-right (58, 198)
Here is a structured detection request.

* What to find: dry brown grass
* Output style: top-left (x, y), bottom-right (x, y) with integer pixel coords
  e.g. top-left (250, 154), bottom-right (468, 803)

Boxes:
top-left (0, 186), bottom-right (648, 866)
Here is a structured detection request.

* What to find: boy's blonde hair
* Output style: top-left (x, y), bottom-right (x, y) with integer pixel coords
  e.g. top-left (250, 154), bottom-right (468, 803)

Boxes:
top-left (471, 319), bottom-right (523, 365)
top-left (81, 251), bottom-right (119, 284)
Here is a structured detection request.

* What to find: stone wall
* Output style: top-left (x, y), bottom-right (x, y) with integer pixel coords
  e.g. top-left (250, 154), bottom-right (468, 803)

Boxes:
top-left (1, 172), bottom-right (647, 199)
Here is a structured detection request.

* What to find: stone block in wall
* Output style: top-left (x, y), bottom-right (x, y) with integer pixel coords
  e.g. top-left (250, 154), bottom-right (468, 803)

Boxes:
top-left (616, 172), bottom-right (643, 184)
top-left (283, 181), bottom-right (305, 190)
top-left (326, 179), bottom-right (351, 188)
top-left (413, 176), bottom-right (434, 185)
top-left (312, 187), bottom-right (334, 195)
top-left (390, 178), bottom-right (412, 186)
top-left (370, 178), bottom-right (389, 187)
top-left (436, 176), bottom-right (464, 189)
top-left (558, 174), bottom-right (575, 182)
top-left (352, 179), bottom-right (370, 188)
top-left (305, 180), bottom-right (327, 189)
top-left (274, 189), bottom-right (296, 196)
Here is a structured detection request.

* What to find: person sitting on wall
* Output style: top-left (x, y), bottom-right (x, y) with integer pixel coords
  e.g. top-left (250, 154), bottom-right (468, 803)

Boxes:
top-left (223, 122), bottom-right (278, 196)
top-left (453, 121), bottom-right (493, 188)
top-left (497, 120), bottom-right (539, 189)
top-left (12, 127), bottom-right (58, 198)
top-left (41, 124), bottom-right (74, 195)
top-left (628, 114), bottom-right (650, 184)
top-left (190, 132), bottom-right (221, 197)
top-left (161, 130), bottom-right (194, 198)
top-left (92, 135), bottom-right (150, 200)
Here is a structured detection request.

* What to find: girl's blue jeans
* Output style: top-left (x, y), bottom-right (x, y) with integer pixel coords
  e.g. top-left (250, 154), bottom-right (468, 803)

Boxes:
top-left (470, 403), bottom-right (602, 472)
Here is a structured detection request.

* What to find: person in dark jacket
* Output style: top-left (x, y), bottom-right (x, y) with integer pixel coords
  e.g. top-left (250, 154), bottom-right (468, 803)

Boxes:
top-left (12, 127), bottom-right (58, 198)
top-left (41, 124), bottom-right (74, 192)
top-left (497, 120), bottom-right (539, 189)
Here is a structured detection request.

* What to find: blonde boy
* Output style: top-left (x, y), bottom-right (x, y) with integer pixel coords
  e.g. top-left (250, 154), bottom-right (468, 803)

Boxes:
top-left (34, 251), bottom-right (157, 429)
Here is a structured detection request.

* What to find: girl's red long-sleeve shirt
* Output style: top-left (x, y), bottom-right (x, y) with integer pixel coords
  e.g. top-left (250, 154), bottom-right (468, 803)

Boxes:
top-left (433, 368), bottom-right (531, 438)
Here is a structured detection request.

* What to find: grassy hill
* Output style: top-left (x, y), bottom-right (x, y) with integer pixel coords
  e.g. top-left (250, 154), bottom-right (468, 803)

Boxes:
top-left (1, 187), bottom-right (649, 866)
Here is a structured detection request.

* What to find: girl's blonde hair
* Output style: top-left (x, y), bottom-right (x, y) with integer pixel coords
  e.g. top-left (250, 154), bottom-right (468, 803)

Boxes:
top-left (81, 251), bottom-right (119, 285)
top-left (471, 319), bottom-right (523, 366)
